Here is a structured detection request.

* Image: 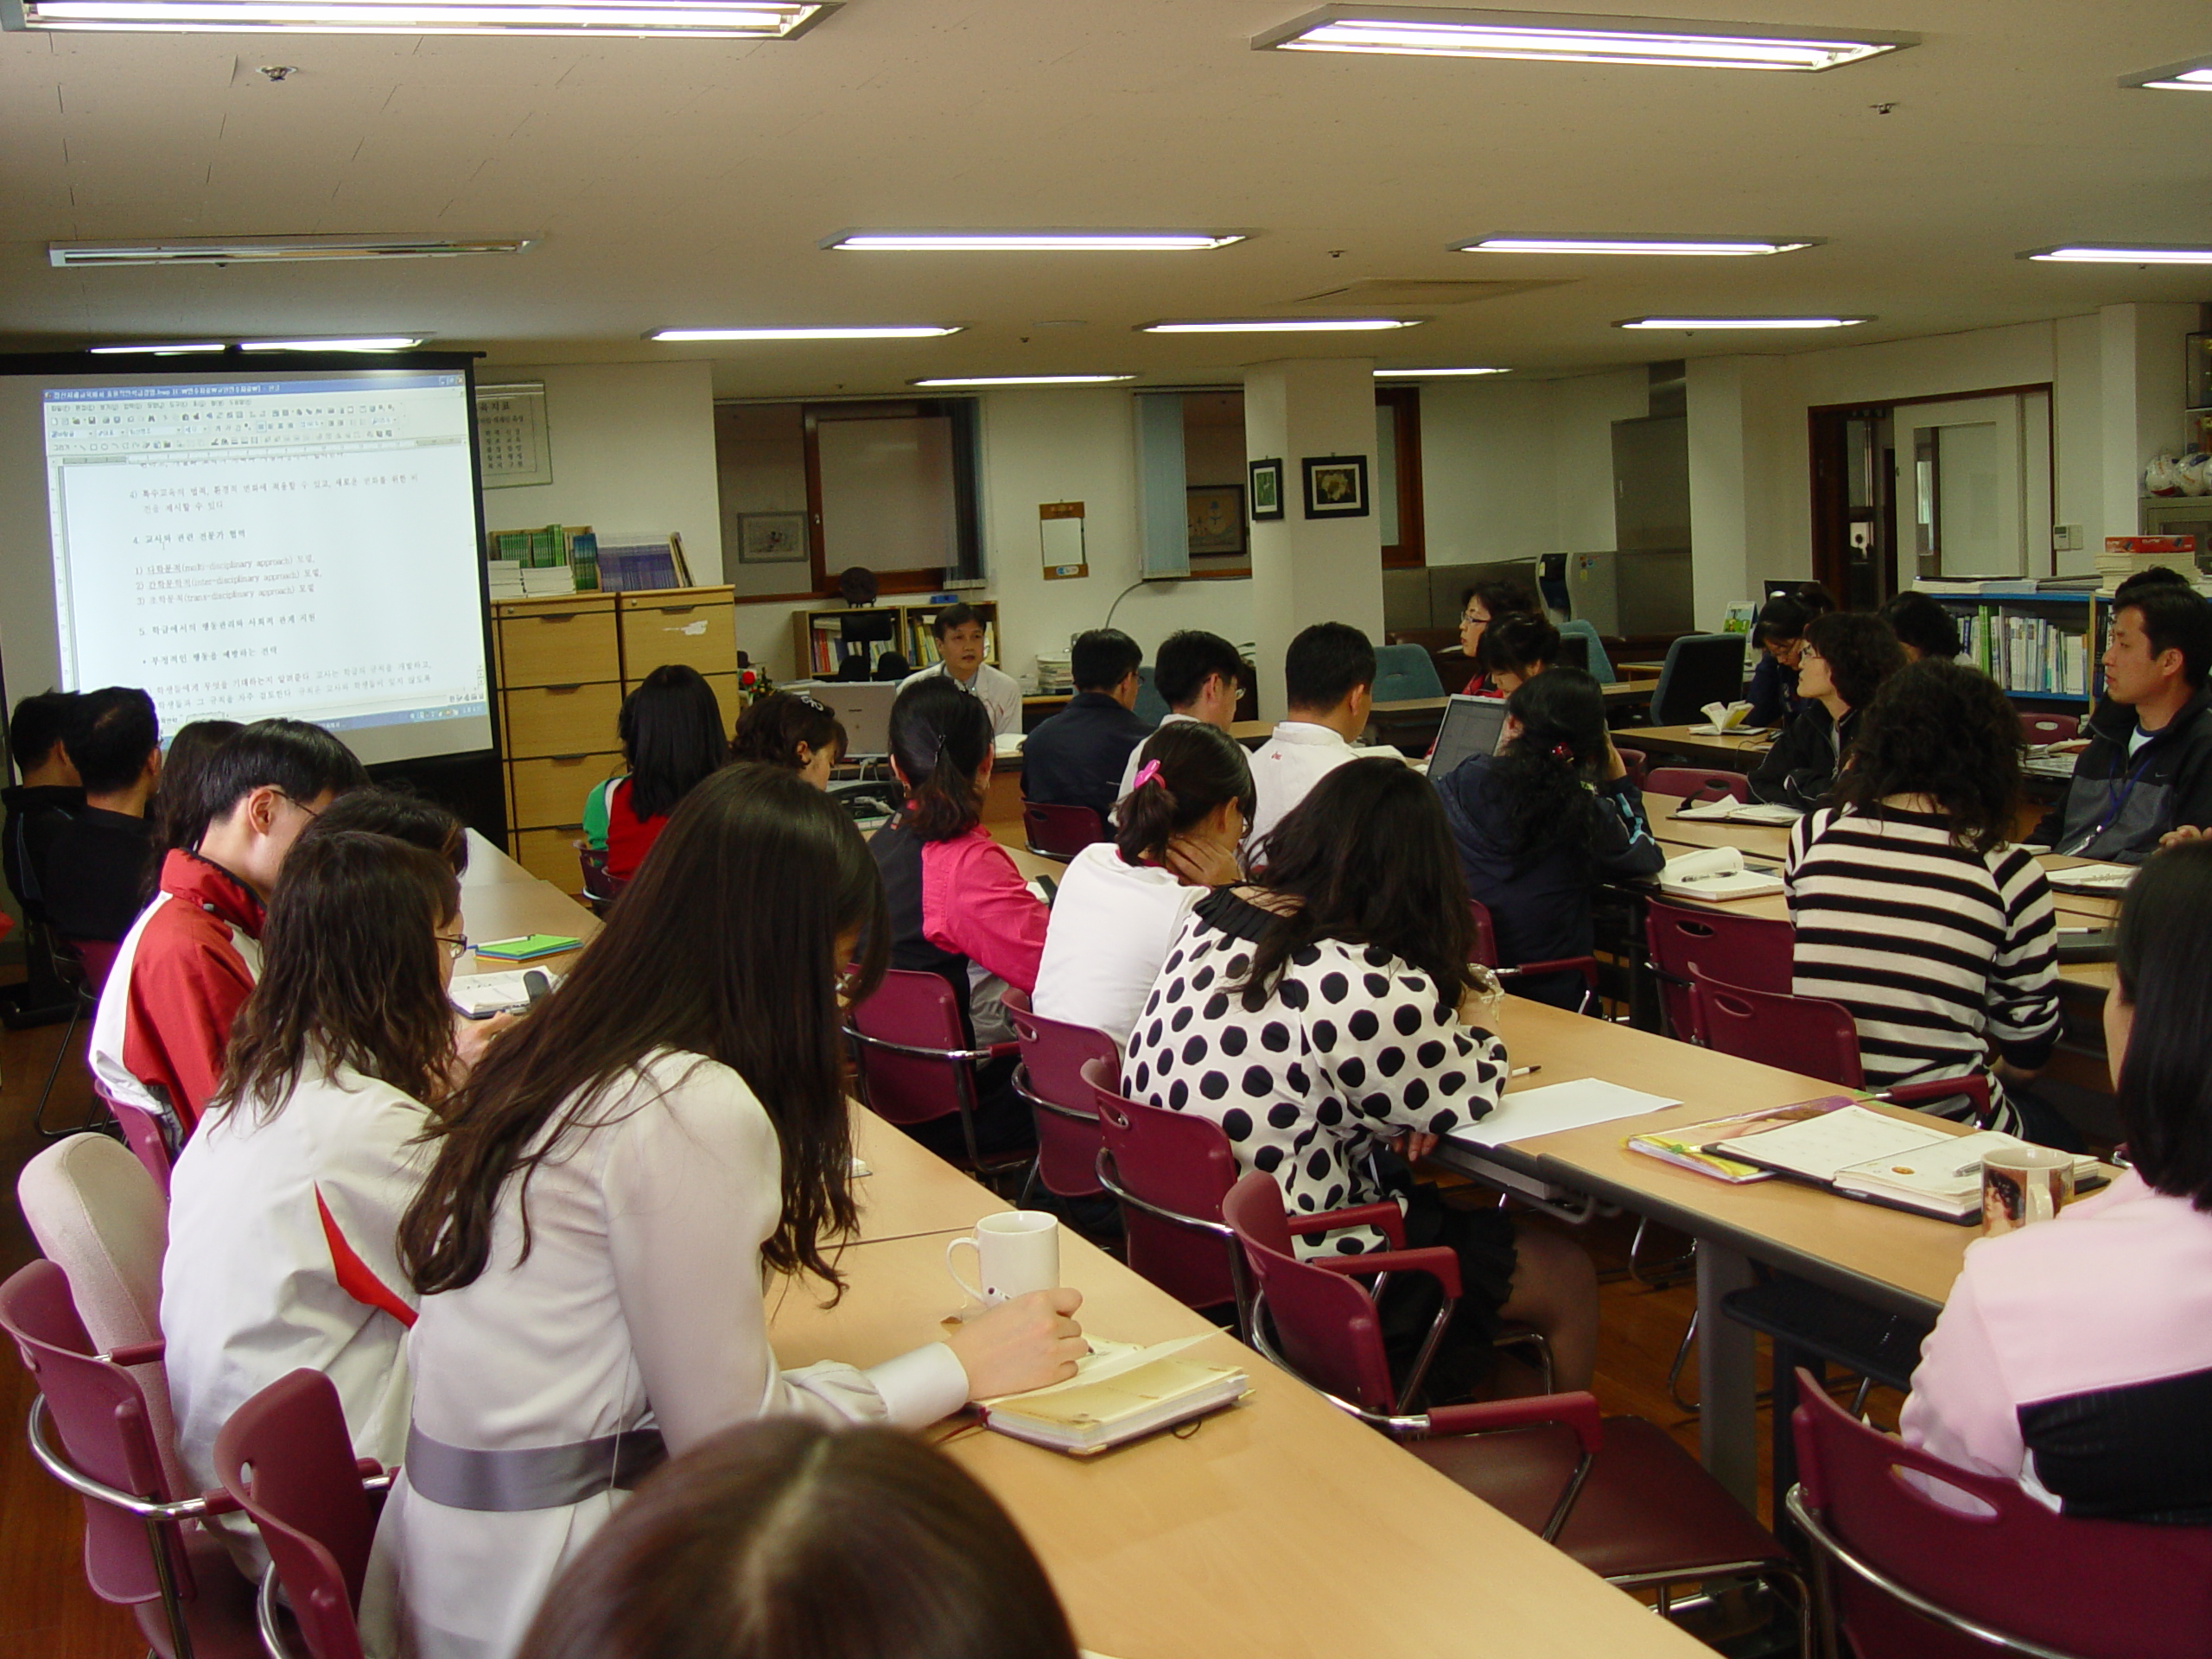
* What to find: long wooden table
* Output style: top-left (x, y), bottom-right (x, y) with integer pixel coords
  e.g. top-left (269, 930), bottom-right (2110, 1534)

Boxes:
top-left (1620, 725), bottom-right (1778, 772)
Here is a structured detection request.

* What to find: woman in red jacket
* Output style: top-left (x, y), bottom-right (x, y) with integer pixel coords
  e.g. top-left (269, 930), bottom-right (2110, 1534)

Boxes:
top-left (598, 664), bottom-right (728, 880)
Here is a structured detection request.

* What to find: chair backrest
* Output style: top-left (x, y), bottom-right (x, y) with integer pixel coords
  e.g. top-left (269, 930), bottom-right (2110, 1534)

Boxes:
top-left (97, 1083), bottom-right (176, 1196)
top-left (849, 969), bottom-right (974, 1129)
top-left (1133, 665), bottom-right (1171, 727)
top-left (1643, 899), bottom-right (1794, 1044)
top-left (1083, 1056), bottom-right (1242, 1313)
top-left (1222, 1172), bottom-right (1401, 1414)
top-left (67, 937), bottom-right (121, 995)
top-left (214, 1370), bottom-right (380, 1659)
top-left (1652, 632), bottom-right (1749, 727)
top-left (1645, 766), bottom-right (1750, 804)
top-left (2019, 710), bottom-right (2079, 745)
top-left (1613, 745), bottom-right (1649, 791)
top-left (1002, 989), bottom-right (1112, 1199)
top-left (575, 841), bottom-right (613, 904)
top-left (1690, 966), bottom-right (1863, 1088)
top-left (1558, 619), bottom-right (1616, 683)
top-left (1791, 1373), bottom-right (2212, 1659)
top-left (1021, 799), bottom-right (1107, 859)
top-left (1466, 899), bottom-right (1500, 969)
top-left (1370, 643), bottom-right (1446, 704)
top-left (0, 1260), bottom-right (198, 1608)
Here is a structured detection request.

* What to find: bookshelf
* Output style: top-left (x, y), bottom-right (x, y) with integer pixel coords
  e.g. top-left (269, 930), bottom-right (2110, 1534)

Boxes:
top-left (791, 601), bottom-right (1001, 680)
top-left (1922, 587), bottom-right (2104, 709)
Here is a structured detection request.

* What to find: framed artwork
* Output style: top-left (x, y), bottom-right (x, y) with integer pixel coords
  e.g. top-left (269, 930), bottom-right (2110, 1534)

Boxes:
top-left (737, 512), bottom-right (810, 564)
top-left (1248, 456), bottom-right (1285, 520)
top-left (1187, 485), bottom-right (1248, 557)
top-left (474, 381), bottom-right (553, 489)
top-left (1301, 454), bottom-right (1370, 518)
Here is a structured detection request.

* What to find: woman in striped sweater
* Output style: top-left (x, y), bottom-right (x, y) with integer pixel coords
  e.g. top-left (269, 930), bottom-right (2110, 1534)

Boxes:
top-left (1783, 658), bottom-right (2063, 1139)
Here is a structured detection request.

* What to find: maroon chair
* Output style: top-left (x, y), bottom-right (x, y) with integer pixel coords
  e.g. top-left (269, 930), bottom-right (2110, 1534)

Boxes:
top-left (1468, 899), bottom-right (1600, 1014)
top-left (1643, 899), bottom-right (1794, 1045)
top-left (1614, 745), bottom-right (1649, 791)
top-left (213, 1370), bottom-right (392, 1659)
top-left (1001, 988), bottom-right (1112, 1205)
top-left (2019, 711), bottom-right (2080, 746)
top-left (0, 1259), bottom-right (258, 1659)
top-left (1646, 766), bottom-right (1750, 805)
top-left (1789, 1370), bottom-right (2212, 1659)
top-left (575, 840), bottom-right (619, 912)
top-left (1020, 799), bottom-right (1107, 861)
top-left (1224, 1172), bottom-right (1806, 1638)
top-left (32, 931), bottom-right (115, 1140)
top-left (96, 1079), bottom-right (178, 1196)
top-left (846, 969), bottom-right (1031, 1186)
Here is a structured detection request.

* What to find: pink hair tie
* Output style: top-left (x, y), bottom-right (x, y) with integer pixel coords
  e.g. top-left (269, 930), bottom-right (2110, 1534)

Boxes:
top-left (1131, 760), bottom-right (1163, 790)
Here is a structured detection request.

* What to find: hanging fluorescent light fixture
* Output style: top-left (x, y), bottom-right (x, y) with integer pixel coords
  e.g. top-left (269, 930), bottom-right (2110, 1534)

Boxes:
top-left (2022, 244), bottom-right (2212, 265)
top-left (652, 325), bottom-right (962, 341)
top-left (239, 335), bottom-right (428, 351)
top-left (1617, 315), bottom-right (1867, 329)
top-left (1373, 365), bottom-right (1507, 376)
top-left (88, 341), bottom-right (228, 354)
top-left (1141, 318), bottom-right (1421, 334)
top-left (825, 230), bottom-right (1246, 252)
top-left (1253, 7), bottom-right (1915, 70)
top-left (2121, 58), bottom-right (2212, 92)
top-left (2, 0), bottom-right (833, 35)
top-left (1458, 233), bottom-right (1816, 256)
top-left (910, 374), bottom-right (1136, 387)
top-left (50, 235), bottom-right (534, 267)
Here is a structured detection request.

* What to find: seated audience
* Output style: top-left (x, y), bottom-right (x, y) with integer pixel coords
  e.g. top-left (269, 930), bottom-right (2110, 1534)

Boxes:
top-left (383, 766), bottom-right (1084, 1659)
top-left (1245, 621), bottom-right (1398, 858)
top-left (583, 664), bottom-right (728, 880)
top-left (1881, 590), bottom-right (1964, 661)
top-left (1786, 659), bottom-right (2061, 1137)
top-left (1455, 575), bottom-right (1541, 696)
top-left (1471, 611), bottom-right (1560, 699)
top-left (1118, 628), bottom-right (1243, 798)
top-left (3, 690), bottom-right (83, 929)
top-left (899, 603), bottom-right (1022, 738)
top-left (1433, 670), bottom-right (1661, 1009)
top-left (1902, 840), bottom-right (2212, 1522)
top-left (517, 1419), bottom-right (1078, 1659)
top-left (42, 687), bottom-right (160, 943)
top-left (1791, 579), bottom-right (1839, 617)
top-left (162, 826), bottom-right (464, 1573)
top-left (732, 690), bottom-right (846, 787)
top-left (1749, 611), bottom-right (1905, 810)
top-left (1020, 627), bottom-right (1151, 820)
top-left (2031, 585), bottom-right (2212, 862)
top-left (1744, 595), bottom-right (1811, 728)
top-left (89, 719), bottom-right (367, 1136)
top-left (142, 718), bottom-right (243, 899)
top-left (1125, 758), bottom-right (1598, 1395)
top-left (1034, 721), bottom-right (1252, 1048)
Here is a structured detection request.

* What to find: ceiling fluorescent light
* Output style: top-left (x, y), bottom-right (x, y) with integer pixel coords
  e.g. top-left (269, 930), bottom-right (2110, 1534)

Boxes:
top-left (1618, 315), bottom-right (1867, 329)
top-left (910, 374), bottom-right (1135, 387)
top-left (88, 341), bottom-right (227, 354)
top-left (1254, 7), bottom-right (1916, 71)
top-left (652, 326), bottom-right (962, 341)
top-left (50, 235), bottom-right (532, 267)
top-left (826, 231), bottom-right (1244, 252)
top-left (1141, 318), bottom-right (1421, 334)
top-left (1374, 365), bottom-right (1507, 377)
top-left (1459, 234), bottom-right (1815, 256)
top-left (3, 0), bottom-right (833, 35)
top-left (2022, 244), bottom-right (2212, 265)
top-left (238, 335), bottom-right (427, 351)
top-left (2122, 58), bottom-right (2212, 92)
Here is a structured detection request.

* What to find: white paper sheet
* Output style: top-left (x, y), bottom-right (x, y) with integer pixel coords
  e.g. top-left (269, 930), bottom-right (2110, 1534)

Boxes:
top-left (1447, 1077), bottom-right (1682, 1148)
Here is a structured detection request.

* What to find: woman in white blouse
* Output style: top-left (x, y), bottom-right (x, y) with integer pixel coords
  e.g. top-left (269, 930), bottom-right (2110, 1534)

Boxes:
top-left (374, 766), bottom-right (1087, 1659)
top-left (1033, 721), bottom-right (1251, 1048)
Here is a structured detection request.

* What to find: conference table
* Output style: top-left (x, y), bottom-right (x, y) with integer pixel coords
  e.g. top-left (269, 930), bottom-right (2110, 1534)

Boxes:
top-left (1618, 725), bottom-right (1777, 772)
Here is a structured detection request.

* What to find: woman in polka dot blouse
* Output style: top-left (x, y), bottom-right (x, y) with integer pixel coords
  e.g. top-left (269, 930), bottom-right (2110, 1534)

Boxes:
top-left (1123, 758), bottom-right (1599, 1392)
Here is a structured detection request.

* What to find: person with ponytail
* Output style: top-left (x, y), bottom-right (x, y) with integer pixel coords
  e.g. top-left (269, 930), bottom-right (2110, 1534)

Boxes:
top-left (1033, 721), bottom-right (1253, 1048)
top-left (731, 690), bottom-right (847, 788)
top-left (1432, 668), bottom-right (1662, 1010)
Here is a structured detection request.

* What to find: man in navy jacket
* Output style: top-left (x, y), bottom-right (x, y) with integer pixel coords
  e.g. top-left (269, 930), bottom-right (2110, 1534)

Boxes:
top-left (1020, 628), bottom-right (1151, 823)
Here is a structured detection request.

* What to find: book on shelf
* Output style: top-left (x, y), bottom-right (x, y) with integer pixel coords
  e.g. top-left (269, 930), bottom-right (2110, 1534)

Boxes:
top-left (595, 536), bottom-right (680, 594)
top-left (1942, 604), bottom-right (2093, 697)
top-left (2100, 535), bottom-right (2200, 594)
top-left (977, 1335), bottom-right (1249, 1455)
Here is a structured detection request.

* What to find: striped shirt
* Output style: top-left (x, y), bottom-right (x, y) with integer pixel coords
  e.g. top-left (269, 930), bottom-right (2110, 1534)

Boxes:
top-left (1783, 805), bottom-right (2062, 1132)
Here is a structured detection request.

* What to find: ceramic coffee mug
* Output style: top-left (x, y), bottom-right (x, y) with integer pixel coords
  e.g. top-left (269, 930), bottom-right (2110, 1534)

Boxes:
top-left (945, 1210), bottom-right (1060, 1306)
top-left (1981, 1145), bottom-right (2075, 1236)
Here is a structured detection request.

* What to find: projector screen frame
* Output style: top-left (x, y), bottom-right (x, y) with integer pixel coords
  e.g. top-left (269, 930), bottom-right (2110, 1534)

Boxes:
top-left (0, 348), bottom-right (509, 837)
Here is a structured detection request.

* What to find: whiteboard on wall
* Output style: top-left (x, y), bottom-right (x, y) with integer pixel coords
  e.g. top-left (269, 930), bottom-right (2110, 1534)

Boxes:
top-left (816, 415), bottom-right (956, 572)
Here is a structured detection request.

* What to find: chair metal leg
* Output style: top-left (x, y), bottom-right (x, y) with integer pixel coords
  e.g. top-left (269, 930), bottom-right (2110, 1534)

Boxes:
top-left (29, 995), bottom-right (91, 1140)
top-left (1666, 1306), bottom-right (1699, 1413)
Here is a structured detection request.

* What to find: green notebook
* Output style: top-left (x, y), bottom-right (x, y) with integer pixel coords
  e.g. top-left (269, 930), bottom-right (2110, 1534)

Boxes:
top-left (474, 934), bottom-right (581, 962)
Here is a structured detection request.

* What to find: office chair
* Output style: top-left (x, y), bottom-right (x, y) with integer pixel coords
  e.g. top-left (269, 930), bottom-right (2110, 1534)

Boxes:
top-left (1649, 634), bottom-right (1748, 727)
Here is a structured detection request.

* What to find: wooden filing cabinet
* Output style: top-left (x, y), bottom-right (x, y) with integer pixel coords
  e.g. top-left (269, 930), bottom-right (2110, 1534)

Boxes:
top-left (619, 588), bottom-right (736, 681)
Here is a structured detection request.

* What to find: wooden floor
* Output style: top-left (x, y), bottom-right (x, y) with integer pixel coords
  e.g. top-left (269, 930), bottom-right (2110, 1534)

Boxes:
top-left (0, 993), bottom-right (1883, 1656)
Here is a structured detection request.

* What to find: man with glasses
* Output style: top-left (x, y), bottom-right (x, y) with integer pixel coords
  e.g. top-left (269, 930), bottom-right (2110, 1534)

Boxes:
top-left (92, 718), bottom-right (367, 1138)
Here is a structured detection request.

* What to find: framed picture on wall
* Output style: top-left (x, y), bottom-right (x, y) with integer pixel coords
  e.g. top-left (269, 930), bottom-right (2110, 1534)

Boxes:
top-left (737, 512), bottom-right (810, 563)
top-left (1187, 485), bottom-right (1248, 556)
top-left (1301, 454), bottom-right (1369, 518)
top-left (1248, 456), bottom-right (1285, 520)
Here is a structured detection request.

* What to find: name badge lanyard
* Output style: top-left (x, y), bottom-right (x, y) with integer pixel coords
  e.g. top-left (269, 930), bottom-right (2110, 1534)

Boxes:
top-left (2083, 742), bottom-right (2161, 846)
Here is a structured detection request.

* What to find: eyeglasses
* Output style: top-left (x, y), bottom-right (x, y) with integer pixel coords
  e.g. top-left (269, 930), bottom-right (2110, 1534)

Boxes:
top-left (276, 791), bottom-right (324, 818)
top-left (437, 933), bottom-right (470, 961)
top-left (1461, 608), bottom-right (1487, 626)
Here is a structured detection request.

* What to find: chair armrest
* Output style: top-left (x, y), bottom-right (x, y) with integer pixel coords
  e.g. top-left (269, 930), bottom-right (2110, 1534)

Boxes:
top-left (1878, 1074), bottom-right (1993, 1125)
top-left (983, 1040), bottom-right (1021, 1061)
top-left (1314, 1245), bottom-right (1461, 1300)
top-left (1285, 1200), bottom-right (1408, 1250)
top-left (1424, 1389), bottom-right (1605, 1455)
top-left (108, 1339), bottom-right (165, 1367)
top-left (1496, 956), bottom-right (1601, 989)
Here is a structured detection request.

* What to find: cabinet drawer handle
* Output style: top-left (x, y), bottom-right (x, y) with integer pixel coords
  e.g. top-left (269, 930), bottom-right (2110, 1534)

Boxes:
top-left (541, 683), bottom-right (584, 693)
top-left (650, 606), bottom-right (700, 616)
top-left (543, 753), bottom-right (593, 764)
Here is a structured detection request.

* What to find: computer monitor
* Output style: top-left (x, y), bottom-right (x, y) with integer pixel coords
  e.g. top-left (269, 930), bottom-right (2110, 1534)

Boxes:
top-left (1425, 695), bottom-right (1510, 782)
top-left (785, 678), bottom-right (901, 758)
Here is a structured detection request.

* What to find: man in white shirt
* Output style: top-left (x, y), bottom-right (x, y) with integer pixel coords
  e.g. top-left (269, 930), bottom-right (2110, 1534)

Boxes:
top-left (899, 603), bottom-right (1022, 737)
top-left (1118, 628), bottom-right (1246, 800)
top-left (1243, 621), bottom-right (1400, 861)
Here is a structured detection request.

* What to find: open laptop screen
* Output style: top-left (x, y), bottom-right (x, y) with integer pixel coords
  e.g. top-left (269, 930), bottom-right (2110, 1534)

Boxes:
top-left (1426, 694), bottom-right (1510, 782)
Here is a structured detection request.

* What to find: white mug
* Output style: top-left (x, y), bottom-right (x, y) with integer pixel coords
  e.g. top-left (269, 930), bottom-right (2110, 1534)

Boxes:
top-left (945, 1211), bottom-right (1059, 1306)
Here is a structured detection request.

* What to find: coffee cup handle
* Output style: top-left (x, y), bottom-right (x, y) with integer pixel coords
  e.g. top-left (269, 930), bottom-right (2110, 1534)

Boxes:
top-left (945, 1235), bottom-right (988, 1304)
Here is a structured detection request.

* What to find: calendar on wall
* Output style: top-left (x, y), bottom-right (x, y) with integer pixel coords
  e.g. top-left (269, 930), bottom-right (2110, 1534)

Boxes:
top-left (475, 381), bottom-right (553, 488)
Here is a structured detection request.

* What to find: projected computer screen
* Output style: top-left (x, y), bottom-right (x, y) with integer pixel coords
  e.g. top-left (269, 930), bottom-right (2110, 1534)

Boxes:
top-left (4, 365), bottom-right (492, 768)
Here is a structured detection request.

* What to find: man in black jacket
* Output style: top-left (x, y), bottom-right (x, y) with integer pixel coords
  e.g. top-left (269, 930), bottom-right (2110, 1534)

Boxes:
top-left (2033, 586), bottom-right (2212, 862)
top-left (1020, 628), bottom-right (1150, 823)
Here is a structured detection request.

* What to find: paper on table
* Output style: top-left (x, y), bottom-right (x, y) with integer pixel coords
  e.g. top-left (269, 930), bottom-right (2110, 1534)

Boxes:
top-left (1448, 1077), bottom-right (1682, 1148)
top-left (2047, 861), bottom-right (2135, 892)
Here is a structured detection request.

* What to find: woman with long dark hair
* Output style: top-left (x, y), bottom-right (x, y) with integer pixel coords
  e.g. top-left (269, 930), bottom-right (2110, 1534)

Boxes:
top-left (377, 768), bottom-right (1083, 1659)
top-left (583, 664), bottom-right (728, 880)
top-left (1432, 669), bottom-right (1661, 1009)
top-left (1123, 758), bottom-right (1599, 1394)
top-left (162, 826), bottom-right (463, 1570)
top-left (732, 690), bottom-right (847, 788)
top-left (140, 716), bottom-right (243, 899)
top-left (1750, 610), bottom-right (1906, 809)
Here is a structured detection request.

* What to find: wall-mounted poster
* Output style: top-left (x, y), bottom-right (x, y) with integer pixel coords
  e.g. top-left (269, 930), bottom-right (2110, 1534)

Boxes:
top-left (475, 381), bottom-right (553, 488)
top-left (1187, 485), bottom-right (1247, 556)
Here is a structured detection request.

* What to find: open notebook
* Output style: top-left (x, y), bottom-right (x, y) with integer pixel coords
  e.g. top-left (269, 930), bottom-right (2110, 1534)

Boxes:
top-left (2046, 862), bottom-right (2135, 893)
top-left (1670, 797), bottom-right (1802, 826)
top-left (1657, 846), bottom-right (1786, 901)
top-left (978, 1335), bottom-right (1249, 1456)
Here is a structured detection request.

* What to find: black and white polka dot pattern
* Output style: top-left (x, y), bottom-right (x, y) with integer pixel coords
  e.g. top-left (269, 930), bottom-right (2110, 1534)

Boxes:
top-left (1122, 892), bottom-right (1506, 1258)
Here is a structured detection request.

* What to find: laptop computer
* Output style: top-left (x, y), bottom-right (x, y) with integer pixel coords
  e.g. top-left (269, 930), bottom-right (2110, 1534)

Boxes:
top-left (785, 678), bottom-right (901, 758)
top-left (1425, 695), bottom-right (1510, 782)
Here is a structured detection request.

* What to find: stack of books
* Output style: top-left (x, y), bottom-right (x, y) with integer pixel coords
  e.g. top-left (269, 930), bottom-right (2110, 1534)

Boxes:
top-left (2100, 536), bottom-right (2198, 592)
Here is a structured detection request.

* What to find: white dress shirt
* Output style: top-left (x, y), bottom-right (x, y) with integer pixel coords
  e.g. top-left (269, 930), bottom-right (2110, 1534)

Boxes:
top-left (1242, 721), bottom-right (1402, 860)
top-left (899, 660), bottom-right (1024, 738)
top-left (1117, 709), bottom-right (1199, 802)
top-left (1033, 842), bottom-right (1208, 1049)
